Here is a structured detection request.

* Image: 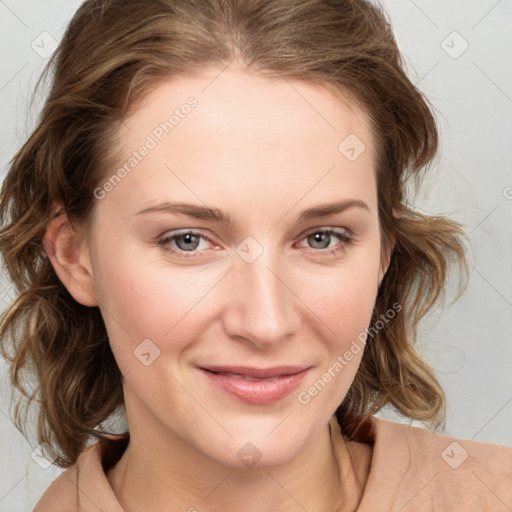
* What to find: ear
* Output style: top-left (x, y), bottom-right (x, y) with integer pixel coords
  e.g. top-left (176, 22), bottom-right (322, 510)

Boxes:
top-left (43, 202), bottom-right (98, 307)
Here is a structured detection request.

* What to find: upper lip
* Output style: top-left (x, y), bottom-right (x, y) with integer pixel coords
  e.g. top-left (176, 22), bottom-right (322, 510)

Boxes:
top-left (200, 365), bottom-right (310, 378)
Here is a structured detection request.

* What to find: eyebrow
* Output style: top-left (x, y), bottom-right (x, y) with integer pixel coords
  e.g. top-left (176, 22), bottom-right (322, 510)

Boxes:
top-left (134, 199), bottom-right (370, 226)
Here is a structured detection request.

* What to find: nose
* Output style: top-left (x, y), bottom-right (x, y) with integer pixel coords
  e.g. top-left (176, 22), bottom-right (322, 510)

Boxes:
top-left (222, 243), bottom-right (301, 349)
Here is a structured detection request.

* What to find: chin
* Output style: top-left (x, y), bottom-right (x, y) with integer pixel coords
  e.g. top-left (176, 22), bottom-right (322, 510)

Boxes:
top-left (200, 425), bottom-right (309, 470)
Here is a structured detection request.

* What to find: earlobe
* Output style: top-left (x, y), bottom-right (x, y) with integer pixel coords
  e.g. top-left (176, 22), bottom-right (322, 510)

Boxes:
top-left (43, 203), bottom-right (98, 307)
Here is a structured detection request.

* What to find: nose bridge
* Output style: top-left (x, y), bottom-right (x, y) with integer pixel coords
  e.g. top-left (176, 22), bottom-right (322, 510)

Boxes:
top-left (226, 238), bottom-right (299, 347)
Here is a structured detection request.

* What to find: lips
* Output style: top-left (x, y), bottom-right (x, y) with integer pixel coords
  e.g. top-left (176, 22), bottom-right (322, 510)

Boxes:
top-left (199, 365), bottom-right (311, 405)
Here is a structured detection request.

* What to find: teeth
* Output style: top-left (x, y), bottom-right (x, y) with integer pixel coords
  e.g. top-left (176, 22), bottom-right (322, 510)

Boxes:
top-left (218, 371), bottom-right (281, 381)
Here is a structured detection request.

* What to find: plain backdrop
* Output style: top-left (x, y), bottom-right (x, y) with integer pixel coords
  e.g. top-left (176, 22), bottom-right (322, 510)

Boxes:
top-left (1, 0), bottom-right (511, 510)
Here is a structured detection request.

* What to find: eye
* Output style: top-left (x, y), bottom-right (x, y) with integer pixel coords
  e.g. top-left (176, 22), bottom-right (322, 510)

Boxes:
top-left (158, 230), bottom-right (213, 258)
top-left (296, 228), bottom-right (354, 256)
top-left (157, 227), bottom-right (355, 259)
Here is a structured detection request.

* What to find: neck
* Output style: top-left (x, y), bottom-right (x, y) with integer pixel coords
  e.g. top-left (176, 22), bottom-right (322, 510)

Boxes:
top-left (107, 414), bottom-right (370, 512)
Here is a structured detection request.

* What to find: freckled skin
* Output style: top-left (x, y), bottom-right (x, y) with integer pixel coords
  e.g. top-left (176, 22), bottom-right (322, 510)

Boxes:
top-left (74, 66), bottom-right (391, 511)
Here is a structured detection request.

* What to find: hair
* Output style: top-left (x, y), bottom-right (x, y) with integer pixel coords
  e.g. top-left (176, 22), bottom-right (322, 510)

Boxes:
top-left (0, 0), bottom-right (469, 467)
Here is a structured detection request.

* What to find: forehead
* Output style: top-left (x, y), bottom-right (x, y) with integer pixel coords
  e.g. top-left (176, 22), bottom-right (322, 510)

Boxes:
top-left (97, 67), bottom-right (377, 223)
top-left (121, 67), bottom-right (373, 149)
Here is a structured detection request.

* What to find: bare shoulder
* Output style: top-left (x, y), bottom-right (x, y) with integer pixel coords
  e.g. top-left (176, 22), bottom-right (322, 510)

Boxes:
top-left (32, 465), bottom-right (78, 511)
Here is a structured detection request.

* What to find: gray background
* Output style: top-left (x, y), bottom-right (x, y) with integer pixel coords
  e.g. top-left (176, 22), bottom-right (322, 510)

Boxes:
top-left (1, 0), bottom-right (511, 509)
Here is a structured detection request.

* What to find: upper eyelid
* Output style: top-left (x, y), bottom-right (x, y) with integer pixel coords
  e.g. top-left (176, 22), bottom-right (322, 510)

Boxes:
top-left (297, 226), bottom-right (353, 241)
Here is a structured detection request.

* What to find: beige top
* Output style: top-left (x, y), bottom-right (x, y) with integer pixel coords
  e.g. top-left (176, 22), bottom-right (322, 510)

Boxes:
top-left (33, 415), bottom-right (512, 511)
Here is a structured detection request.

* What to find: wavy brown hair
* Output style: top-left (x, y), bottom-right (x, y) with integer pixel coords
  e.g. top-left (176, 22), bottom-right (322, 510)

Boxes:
top-left (0, 0), bottom-right (469, 467)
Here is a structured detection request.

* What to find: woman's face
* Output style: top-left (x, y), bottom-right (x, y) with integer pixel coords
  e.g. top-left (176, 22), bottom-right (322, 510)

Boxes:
top-left (83, 66), bottom-right (390, 467)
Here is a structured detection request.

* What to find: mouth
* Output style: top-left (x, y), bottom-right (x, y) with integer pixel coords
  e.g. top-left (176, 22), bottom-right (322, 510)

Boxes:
top-left (200, 365), bottom-right (309, 379)
top-left (198, 365), bottom-right (311, 405)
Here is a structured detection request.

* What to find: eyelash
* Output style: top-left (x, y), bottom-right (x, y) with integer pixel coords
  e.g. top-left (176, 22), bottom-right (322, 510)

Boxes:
top-left (157, 228), bottom-right (355, 259)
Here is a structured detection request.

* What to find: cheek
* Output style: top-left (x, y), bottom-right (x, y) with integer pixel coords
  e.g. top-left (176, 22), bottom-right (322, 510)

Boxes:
top-left (306, 257), bottom-right (380, 346)
top-left (91, 245), bottom-right (181, 361)
top-left (295, 268), bottom-right (378, 412)
top-left (92, 241), bottom-right (227, 374)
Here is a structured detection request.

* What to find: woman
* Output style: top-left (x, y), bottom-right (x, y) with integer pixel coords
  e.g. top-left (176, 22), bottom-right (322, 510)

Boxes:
top-left (1, 0), bottom-right (511, 510)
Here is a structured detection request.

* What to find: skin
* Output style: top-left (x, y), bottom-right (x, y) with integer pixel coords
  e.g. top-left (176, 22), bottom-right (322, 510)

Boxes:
top-left (44, 65), bottom-right (393, 511)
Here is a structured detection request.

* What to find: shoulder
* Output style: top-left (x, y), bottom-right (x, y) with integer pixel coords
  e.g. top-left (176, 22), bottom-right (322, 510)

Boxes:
top-left (359, 416), bottom-right (512, 512)
top-left (33, 435), bottom-right (127, 512)
top-left (373, 415), bottom-right (512, 466)
top-left (32, 464), bottom-right (79, 511)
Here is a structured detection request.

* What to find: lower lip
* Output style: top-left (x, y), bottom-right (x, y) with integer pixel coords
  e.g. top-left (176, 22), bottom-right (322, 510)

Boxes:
top-left (199, 368), bottom-right (309, 405)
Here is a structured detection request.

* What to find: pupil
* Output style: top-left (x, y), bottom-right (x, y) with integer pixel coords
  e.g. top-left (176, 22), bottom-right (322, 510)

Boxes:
top-left (179, 233), bottom-right (198, 250)
top-left (312, 232), bottom-right (328, 248)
